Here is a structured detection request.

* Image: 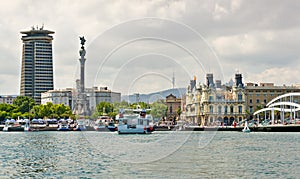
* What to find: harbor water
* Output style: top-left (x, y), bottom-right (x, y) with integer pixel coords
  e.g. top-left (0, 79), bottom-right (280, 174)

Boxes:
top-left (0, 131), bottom-right (299, 178)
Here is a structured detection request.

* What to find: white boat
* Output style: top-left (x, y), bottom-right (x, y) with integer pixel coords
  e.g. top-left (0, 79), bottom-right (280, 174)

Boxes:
top-left (117, 108), bottom-right (154, 134)
top-left (73, 120), bottom-right (87, 131)
top-left (57, 119), bottom-right (69, 131)
top-left (3, 119), bottom-right (30, 132)
top-left (242, 120), bottom-right (251, 133)
top-left (94, 116), bottom-right (116, 132)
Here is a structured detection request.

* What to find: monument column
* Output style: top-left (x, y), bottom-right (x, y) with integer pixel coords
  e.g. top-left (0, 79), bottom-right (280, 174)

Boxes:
top-left (74, 36), bottom-right (89, 117)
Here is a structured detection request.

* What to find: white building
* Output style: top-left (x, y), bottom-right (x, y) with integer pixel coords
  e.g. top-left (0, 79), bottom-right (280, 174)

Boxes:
top-left (0, 95), bottom-right (18, 104)
top-left (41, 86), bottom-right (121, 114)
top-left (41, 89), bottom-right (73, 107)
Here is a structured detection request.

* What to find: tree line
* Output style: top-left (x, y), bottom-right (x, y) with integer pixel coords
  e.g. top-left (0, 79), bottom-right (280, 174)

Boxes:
top-left (0, 96), bottom-right (169, 121)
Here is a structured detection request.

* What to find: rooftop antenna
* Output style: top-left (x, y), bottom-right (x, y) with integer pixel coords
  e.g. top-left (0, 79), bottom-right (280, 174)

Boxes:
top-left (172, 71), bottom-right (175, 90)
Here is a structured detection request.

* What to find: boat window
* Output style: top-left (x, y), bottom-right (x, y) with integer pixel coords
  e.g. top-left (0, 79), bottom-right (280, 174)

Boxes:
top-left (139, 119), bottom-right (143, 125)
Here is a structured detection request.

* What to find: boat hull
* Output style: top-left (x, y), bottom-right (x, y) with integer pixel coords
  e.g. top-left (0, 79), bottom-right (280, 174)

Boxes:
top-left (3, 126), bottom-right (25, 132)
top-left (95, 126), bottom-right (116, 132)
top-left (118, 126), bottom-right (152, 134)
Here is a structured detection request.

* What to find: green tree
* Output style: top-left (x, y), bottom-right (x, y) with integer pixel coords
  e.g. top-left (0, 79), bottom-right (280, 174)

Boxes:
top-left (150, 102), bottom-right (167, 119)
top-left (130, 102), bottom-right (149, 109)
top-left (95, 101), bottom-right (114, 117)
top-left (177, 107), bottom-right (182, 116)
top-left (13, 96), bottom-right (35, 113)
top-left (113, 101), bottom-right (129, 111)
top-left (51, 103), bottom-right (72, 118)
top-left (0, 111), bottom-right (8, 121)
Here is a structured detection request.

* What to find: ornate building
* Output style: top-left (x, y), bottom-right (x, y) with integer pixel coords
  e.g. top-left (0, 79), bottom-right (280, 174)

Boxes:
top-left (185, 74), bottom-right (246, 126)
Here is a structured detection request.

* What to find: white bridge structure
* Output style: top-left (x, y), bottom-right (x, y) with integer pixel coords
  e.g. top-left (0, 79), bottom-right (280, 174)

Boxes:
top-left (253, 93), bottom-right (300, 125)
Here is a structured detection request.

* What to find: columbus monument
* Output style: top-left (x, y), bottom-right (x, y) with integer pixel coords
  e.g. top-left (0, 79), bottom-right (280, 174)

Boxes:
top-left (73, 36), bottom-right (90, 117)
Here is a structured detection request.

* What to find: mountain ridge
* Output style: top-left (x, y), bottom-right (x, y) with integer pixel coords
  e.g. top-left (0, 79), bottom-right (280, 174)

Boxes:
top-left (121, 88), bottom-right (186, 103)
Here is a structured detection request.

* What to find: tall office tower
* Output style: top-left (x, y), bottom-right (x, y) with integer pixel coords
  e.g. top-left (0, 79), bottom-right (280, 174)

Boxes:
top-left (20, 26), bottom-right (54, 104)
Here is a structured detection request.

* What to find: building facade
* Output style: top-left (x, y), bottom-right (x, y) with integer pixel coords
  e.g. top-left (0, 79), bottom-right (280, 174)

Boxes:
top-left (244, 83), bottom-right (300, 115)
top-left (185, 74), bottom-right (246, 126)
top-left (165, 94), bottom-right (181, 122)
top-left (0, 95), bottom-right (18, 104)
top-left (41, 86), bottom-right (121, 115)
top-left (20, 26), bottom-right (54, 104)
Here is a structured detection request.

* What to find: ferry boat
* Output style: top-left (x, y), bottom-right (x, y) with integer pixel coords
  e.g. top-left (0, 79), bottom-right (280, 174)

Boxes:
top-left (94, 116), bottom-right (117, 132)
top-left (117, 108), bottom-right (154, 134)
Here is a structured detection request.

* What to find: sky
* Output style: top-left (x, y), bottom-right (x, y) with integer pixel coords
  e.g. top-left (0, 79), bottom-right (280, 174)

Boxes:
top-left (1, 0), bottom-right (300, 96)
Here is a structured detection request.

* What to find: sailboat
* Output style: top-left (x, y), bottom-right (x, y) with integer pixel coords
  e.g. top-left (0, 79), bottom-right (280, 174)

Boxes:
top-left (242, 120), bottom-right (251, 133)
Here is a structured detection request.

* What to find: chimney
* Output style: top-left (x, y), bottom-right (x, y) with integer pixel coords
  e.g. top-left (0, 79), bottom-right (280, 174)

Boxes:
top-left (206, 73), bottom-right (215, 88)
top-left (235, 73), bottom-right (244, 88)
top-left (215, 80), bottom-right (221, 88)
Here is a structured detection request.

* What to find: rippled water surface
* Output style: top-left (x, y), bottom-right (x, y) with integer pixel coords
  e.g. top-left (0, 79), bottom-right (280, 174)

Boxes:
top-left (0, 131), bottom-right (299, 178)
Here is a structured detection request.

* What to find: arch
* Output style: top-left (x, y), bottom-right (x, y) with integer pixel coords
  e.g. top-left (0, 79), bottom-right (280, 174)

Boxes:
top-left (230, 116), bottom-right (235, 123)
top-left (268, 101), bottom-right (300, 109)
top-left (253, 107), bottom-right (300, 115)
top-left (267, 92), bottom-right (300, 106)
top-left (223, 116), bottom-right (229, 125)
top-left (217, 116), bottom-right (222, 121)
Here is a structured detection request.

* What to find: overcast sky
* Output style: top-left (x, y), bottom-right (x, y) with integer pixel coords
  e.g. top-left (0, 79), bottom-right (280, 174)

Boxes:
top-left (1, 0), bottom-right (300, 96)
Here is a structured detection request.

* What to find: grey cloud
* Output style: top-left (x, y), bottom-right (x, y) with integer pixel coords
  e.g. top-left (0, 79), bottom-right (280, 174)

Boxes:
top-left (0, 0), bottom-right (300, 95)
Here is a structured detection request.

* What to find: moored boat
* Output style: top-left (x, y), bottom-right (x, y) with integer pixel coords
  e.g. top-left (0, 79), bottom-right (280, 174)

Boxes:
top-left (117, 108), bottom-right (154, 134)
top-left (73, 120), bottom-right (87, 131)
top-left (2, 119), bottom-right (30, 132)
top-left (94, 116), bottom-right (117, 132)
top-left (57, 119), bottom-right (69, 131)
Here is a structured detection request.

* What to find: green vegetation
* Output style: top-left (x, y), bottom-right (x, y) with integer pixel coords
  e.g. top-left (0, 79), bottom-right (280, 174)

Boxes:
top-left (0, 96), bottom-right (74, 121)
top-left (0, 96), bottom-right (169, 121)
top-left (150, 101), bottom-right (167, 119)
top-left (92, 101), bottom-right (117, 118)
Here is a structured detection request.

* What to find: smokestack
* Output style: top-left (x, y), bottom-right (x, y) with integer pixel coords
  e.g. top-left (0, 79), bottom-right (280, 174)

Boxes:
top-left (206, 73), bottom-right (214, 88)
top-left (190, 77), bottom-right (196, 90)
top-left (215, 80), bottom-right (221, 88)
top-left (235, 73), bottom-right (244, 88)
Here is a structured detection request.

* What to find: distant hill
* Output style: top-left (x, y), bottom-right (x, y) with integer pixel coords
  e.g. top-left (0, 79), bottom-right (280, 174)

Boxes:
top-left (122, 88), bottom-right (186, 103)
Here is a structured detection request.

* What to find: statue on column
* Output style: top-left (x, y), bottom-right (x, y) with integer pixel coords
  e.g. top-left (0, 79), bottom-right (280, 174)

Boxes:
top-left (79, 36), bottom-right (86, 57)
